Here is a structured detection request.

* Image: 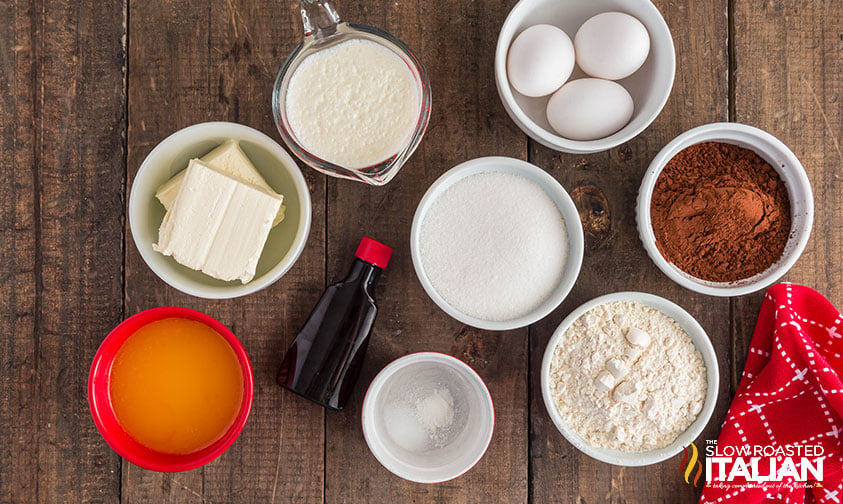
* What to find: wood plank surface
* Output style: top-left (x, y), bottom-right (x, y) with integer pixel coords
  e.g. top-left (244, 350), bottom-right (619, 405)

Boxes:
top-left (528, 1), bottom-right (732, 502)
top-left (35, 0), bottom-right (127, 500)
top-left (731, 0), bottom-right (843, 385)
top-left (322, 0), bottom-right (530, 502)
top-left (124, 0), bottom-right (325, 502)
top-left (203, 2), bottom-right (325, 503)
top-left (0, 1), bottom-right (39, 501)
top-left (0, 0), bottom-right (841, 502)
top-left (123, 4), bottom-right (214, 500)
top-left (0, 0), bottom-right (126, 502)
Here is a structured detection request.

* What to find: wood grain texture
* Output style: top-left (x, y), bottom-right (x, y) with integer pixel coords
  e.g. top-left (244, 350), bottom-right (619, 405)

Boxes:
top-left (23, 0), bottom-right (127, 502)
top-left (0, 1), bottom-right (38, 501)
top-left (0, 0), bottom-right (841, 501)
top-left (731, 0), bottom-right (843, 385)
top-left (528, 1), bottom-right (732, 502)
top-left (204, 2), bottom-right (324, 502)
top-left (123, 4), bottom-right (210, 500)
top-left (322, 0), bottom-right (530, 502)
top-left (124, 0), bottom-right (325, 503)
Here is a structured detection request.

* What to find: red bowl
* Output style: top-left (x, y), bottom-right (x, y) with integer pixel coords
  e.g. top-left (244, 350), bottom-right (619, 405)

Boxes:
top-left (88, 307), bottom-right (254, 472)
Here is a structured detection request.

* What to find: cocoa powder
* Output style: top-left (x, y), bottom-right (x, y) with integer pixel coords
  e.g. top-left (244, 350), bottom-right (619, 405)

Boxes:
top-left (650, 141), bottom-right (791, 283)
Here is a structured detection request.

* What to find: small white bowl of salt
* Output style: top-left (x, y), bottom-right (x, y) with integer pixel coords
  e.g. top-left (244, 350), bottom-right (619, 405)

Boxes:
top-left (361, 352), bottom-right (494, 483)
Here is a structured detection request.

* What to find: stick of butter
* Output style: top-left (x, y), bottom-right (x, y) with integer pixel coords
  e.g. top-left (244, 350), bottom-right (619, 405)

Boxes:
top-left (155, 139), bottom-right (286, 226)
top-left (153, 159), bottom-right (282, 284)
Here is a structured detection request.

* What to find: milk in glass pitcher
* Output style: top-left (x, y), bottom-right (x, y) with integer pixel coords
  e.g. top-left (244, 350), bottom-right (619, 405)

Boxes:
top-left (272, 0), bottom-right (431, 186)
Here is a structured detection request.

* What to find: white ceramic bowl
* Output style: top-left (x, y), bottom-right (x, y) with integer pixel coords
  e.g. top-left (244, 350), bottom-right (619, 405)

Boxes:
top-left (129, 122), bottom-right (312, 299)
top-left (541, 292), bottom-right (719, 466)
top-left (410, 157), bottom-right (584, 331)
top-left (637, 122), bottom-right (814, 297)
top-left (495, 0), bottom-right (676, 153)
top-left (361, 352), bottom-right (494, 484)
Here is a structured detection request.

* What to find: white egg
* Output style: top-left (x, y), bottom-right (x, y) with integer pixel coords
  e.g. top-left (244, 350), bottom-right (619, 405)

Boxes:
top-left (546, 78), bottom-right (634, 141)
top-left (574, 12), bottom-right (650, 80)
top-left (507, 24), bottom-right (575, 97)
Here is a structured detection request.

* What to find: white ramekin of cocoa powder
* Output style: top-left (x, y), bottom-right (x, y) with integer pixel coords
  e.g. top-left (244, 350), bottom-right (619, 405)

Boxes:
top-left (637, 123), bottom-right (813, 297)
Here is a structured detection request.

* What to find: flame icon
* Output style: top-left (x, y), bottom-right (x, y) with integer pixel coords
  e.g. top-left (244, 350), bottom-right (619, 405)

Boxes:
top-left (679, 442), bottom-right (703, 487)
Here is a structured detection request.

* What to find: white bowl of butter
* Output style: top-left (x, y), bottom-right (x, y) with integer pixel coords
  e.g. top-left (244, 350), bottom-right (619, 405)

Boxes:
top-left (129, 122), bottom-right (311, 299)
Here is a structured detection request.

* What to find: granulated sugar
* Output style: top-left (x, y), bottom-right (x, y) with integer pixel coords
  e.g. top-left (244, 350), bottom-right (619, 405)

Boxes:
top-left (419, 172), bottom-right (568, 321)
top-left (549, 301), bottom-right (707, 452)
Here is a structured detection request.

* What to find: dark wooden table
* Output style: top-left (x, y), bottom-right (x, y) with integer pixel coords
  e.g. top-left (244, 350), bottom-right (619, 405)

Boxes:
top-left (1, 0), bottom-right (841, 502)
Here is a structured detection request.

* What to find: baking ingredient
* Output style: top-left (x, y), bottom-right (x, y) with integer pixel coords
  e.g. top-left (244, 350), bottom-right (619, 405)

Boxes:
top-left (109, 318), bottom-right (244, 455)
top-left (383, 387), bottom-right (456, 452)
top-left (507, 24), bottom-right (575, 97)
top-left (285, 39), bottom-right (420, 169)
top-left (153, 159), bottom-right (282, 283)
top-left (278, 237), bottom-right (392, 410)
top-left (156, 139), bottom-right (285, 227)
top-left (650, 141), bottom-right (791, 282)
top-left (382, 402), bottom-right (429, 452)
top-left (574, 12), bottom-right (650, 80)
top-left (549, 301), bottom-right (707, 452)
top-left (546, 78), bottom-right (634, 140)
top-left (419, 171), bottom-right (568, 322)
top-left (416, 388), bottom-right (455, 434)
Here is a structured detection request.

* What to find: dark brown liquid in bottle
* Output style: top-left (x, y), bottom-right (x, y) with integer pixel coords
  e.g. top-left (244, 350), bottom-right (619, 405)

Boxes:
top-left (277, 259), bottom-right (380, 410)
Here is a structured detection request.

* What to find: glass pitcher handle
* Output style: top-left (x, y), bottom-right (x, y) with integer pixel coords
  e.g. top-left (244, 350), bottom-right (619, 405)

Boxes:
top-left (300, 0), bottom-right (342, 39)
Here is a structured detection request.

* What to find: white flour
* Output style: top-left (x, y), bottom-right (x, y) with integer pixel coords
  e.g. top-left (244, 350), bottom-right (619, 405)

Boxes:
top-left (419, 171), bottom-right (569, 321)
top-left (549, 301), bottom-right (707, 452)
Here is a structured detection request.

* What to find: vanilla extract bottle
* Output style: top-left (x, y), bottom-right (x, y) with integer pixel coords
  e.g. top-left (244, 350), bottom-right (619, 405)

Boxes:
top-left (277, 237), bottom-right (392, 410)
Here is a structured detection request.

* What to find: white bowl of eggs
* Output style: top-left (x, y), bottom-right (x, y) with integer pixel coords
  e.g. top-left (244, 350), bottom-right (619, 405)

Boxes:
top-left (495, 0), bottom-right (676, 153)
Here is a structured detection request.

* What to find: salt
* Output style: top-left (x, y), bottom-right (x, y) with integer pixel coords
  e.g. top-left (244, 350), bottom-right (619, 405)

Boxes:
top-left (416, 388), bottom-right (454, 444)
top-left (383, 402), bottom-right (430, 452)
top-left (383, 387), bottom-right (456, 451)
top-left (419, 172), bottom-right (569, 321)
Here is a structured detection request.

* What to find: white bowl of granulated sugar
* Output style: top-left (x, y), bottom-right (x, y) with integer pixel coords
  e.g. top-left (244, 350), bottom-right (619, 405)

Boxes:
top-left (410, 157), bottom-right (584, 331)
top-left (541, 292), bottom-right (719, 466)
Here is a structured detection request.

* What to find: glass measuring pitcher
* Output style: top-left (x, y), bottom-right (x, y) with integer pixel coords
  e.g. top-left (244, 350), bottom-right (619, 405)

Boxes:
top-left (272, 0), bottom-right (432, 186)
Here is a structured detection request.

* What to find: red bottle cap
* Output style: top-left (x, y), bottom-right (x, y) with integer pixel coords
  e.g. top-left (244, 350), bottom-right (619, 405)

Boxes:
top-left (355, 237), bottom-right (392, 269)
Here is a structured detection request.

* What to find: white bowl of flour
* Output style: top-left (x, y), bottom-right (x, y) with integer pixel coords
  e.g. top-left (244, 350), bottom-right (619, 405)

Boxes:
top-left (410, 157), bottom-right (584, 330)
top-left (540, 292), bottom-right (719, 466)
